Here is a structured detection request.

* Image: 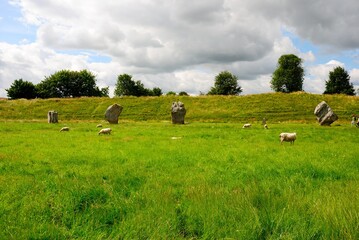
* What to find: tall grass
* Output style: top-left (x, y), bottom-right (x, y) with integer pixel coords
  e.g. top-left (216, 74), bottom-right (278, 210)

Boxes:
top-left (0, 121), bottom-right (358, 239)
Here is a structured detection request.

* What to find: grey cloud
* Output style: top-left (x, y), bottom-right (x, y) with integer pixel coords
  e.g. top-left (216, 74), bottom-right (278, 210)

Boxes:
top-left (246, 0), bottom-right (359, 50)
top-left (172, 0), bottom-right (228, 24)
top-left (37, 22), bottom-right (125, 51)
top-left (19, 0), bottom-right (280, 74)
top-left (126, 30), bottom-right (163, 48)
top-left (3, 0), bottom-right (357, 98)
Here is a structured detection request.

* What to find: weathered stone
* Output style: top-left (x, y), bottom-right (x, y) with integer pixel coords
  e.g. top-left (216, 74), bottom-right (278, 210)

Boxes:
top-left (105, 104), bottom-right (123, 124)
top-left (48, 111), bottom-right (58, 123)
top-left (171, 101), bottom-right (186, 124)
top-left (314, 101), bottom-right (338, 126)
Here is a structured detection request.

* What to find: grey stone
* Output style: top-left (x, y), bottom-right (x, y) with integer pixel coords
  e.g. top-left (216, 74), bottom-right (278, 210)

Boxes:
top-left (105, 104), bottom-right (123, 124)
top-left (48, 111), bottom-right (58, 123)
top-left (314, 101), bottom-right (338, 126)
top-left (171, 101), bottom-right (186, 124)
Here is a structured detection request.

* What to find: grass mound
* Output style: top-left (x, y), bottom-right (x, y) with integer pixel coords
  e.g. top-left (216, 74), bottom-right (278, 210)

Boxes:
top-left (0, 93), bottom-right (358, 122)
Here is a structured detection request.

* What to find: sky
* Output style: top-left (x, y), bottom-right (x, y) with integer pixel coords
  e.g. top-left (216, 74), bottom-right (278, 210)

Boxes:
top-left (0, 0), bottom-right (359, 97)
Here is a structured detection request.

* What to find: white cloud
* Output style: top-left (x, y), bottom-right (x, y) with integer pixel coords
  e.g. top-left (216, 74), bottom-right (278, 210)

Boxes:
top-left (1, 0), bottom-right (359, 97)
top-left (245, 0), bottom-right (359, 50)
top-left (305, 60), bottom-right (345, 93)
top-left (12, 0), bottom-right (282, 71)
top-left (350, 69), bottom-right (359, 86)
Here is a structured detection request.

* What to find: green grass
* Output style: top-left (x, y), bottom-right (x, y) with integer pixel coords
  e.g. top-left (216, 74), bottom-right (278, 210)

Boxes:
top-left (0, 92), bottom-right (358, 122)
top-left (0, 121), bottom-right (358, 239)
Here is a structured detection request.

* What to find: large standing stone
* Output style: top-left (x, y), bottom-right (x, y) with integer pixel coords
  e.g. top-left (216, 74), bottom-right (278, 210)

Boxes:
top-left (105, 104), bottom-right (123, 124)
top-left (171, 101), bottom-right (186, 124)
top-left (48, 111), bottom-right (58, 123)
top-left (314, 101), bottom-right (338, 126)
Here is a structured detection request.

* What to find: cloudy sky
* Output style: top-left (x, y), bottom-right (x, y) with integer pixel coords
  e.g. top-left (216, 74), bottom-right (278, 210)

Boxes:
top-left (1, 0), bottom-right (358, 97)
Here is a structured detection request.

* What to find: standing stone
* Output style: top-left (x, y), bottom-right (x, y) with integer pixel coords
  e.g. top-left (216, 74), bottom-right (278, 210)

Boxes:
top-left (105, 104), bottom-right (123, 124)
top-left (171, 101), bottom-right (186, 124)
top-left (314, 101), bottom-right (338, 126)
top-left (48, 111), bottom-right (58, 123)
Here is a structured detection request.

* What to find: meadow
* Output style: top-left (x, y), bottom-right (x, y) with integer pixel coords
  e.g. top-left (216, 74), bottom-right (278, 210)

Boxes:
top-left (0, 93), bottom-right (358, 239)
top-left (0, 120), bottom-right (358, 239)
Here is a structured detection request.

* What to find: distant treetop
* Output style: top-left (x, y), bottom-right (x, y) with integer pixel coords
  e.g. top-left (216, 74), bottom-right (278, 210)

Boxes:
top-left (6, 79), bottom-right (37, 99)
top-left (324, 66), bottom-right (355, 95)
top-left (270, 54), bottom-right (304, 93)
top-left (208, 71), bottom-right (242, 95)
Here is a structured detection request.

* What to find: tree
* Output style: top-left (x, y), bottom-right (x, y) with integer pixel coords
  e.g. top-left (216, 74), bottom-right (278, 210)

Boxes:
top-left (166, 91), bottom-right (176, 96)
top-left (100, 87), bottom-right (110, 97)
top-left (178, 91), bottom-right (189, 96)
top-left (114, 74), bottom-right (145, 96)
top-left (6, 79), bottom-right (37, 99)
top-left (208, 71), bottom-right (242, 95)
top-left (151, 87), bottom-right (163, 96)
top-left (114, 74), bottom-right (136, 96)
top-left (324, 66), bottom-right (355, 95)
top-left (271, 54), bottom-right (304, 93)
top-left (75, 70), bottom-right (103, 97)
top-left (36, 69), bottom-right (103, 98)
top-left (114, 74), bottom-right (162, 97)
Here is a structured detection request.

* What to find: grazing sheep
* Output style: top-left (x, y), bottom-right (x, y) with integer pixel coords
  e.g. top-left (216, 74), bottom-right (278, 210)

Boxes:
top-left (264, 124), bottom-right (268, 129)
top-left (279, 132), bottom-right (296, 145)
top-left (98, 128), bottom-right (112, 135)
top-left (242, 123), bottom-right (251, 128)
top-left (96, 124), bottom-right (103, 128)
top-left (59, 127), bottom-right (69, 132)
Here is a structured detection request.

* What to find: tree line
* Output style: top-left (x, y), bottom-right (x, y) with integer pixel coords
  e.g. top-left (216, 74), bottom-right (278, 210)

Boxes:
top-left (270, 54), bottom-right (356, 95)
top-left (5, 54), bottom-right (357, 99)
top-left (6, 70), bottom-right (110, 99)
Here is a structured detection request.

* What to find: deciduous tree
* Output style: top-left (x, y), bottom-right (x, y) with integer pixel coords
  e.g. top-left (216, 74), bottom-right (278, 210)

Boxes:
top-left (208, 71), bottom-right (242, 95)
top-left (6, 79), bottom-right (37, 99)
top-left (271, 54), bottom-right (304, 93)
top-left (100, 87), bottom-right (110, 97)
top-left (324, 66), bottom-right (355, 95)
top-left (114, 74), bottom-right (162, 97)
top-left (166, 91), bottom-right (176, 96)
top-left (36, 69), bottom-right (103, 98)
top-left (178, 91), bottom-right (189, 96)
top-left (151, 87), bottom-right (163, 96)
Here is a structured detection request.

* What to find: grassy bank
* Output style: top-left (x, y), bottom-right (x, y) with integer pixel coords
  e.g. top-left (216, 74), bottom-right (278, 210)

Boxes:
top-left (0, 121), bottom-right (358, 239)
top-left (0, 92), bottom-right (358, 122)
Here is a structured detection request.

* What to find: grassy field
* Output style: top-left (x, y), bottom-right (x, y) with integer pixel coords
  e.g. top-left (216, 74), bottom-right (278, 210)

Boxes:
top-left (0, 120), bottom-right (358, 239)
top-left (0, 93), bottom-right (358, 238)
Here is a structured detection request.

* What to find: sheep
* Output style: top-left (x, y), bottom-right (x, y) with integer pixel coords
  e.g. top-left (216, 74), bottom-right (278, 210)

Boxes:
top-left (264, 124), bottom-right (268, 129)
top-left (98, 128), bottom-right (111, 135)
top-left (96, 124), bottom-right (103, 128)
top-left (279, 132), bottom-right (296, 145)
top-left (59, 127), bottom-right (69, 132)
top-left (242, 123), bottom-right (251, 128)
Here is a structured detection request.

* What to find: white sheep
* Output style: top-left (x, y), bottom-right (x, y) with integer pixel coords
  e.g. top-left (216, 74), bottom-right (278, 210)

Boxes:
top-left (242, 123), bottom-right (251, 128)
top-left (96, 124), bottom-right (103, 128)
top-left (59, 127), bottom-right (69, 132)
top-left (98, 128), bottom-right (112, 135)
top-left (279, 132), bottom-right (296, 145)
top-left (264, 124), bottom-right (268, 129)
